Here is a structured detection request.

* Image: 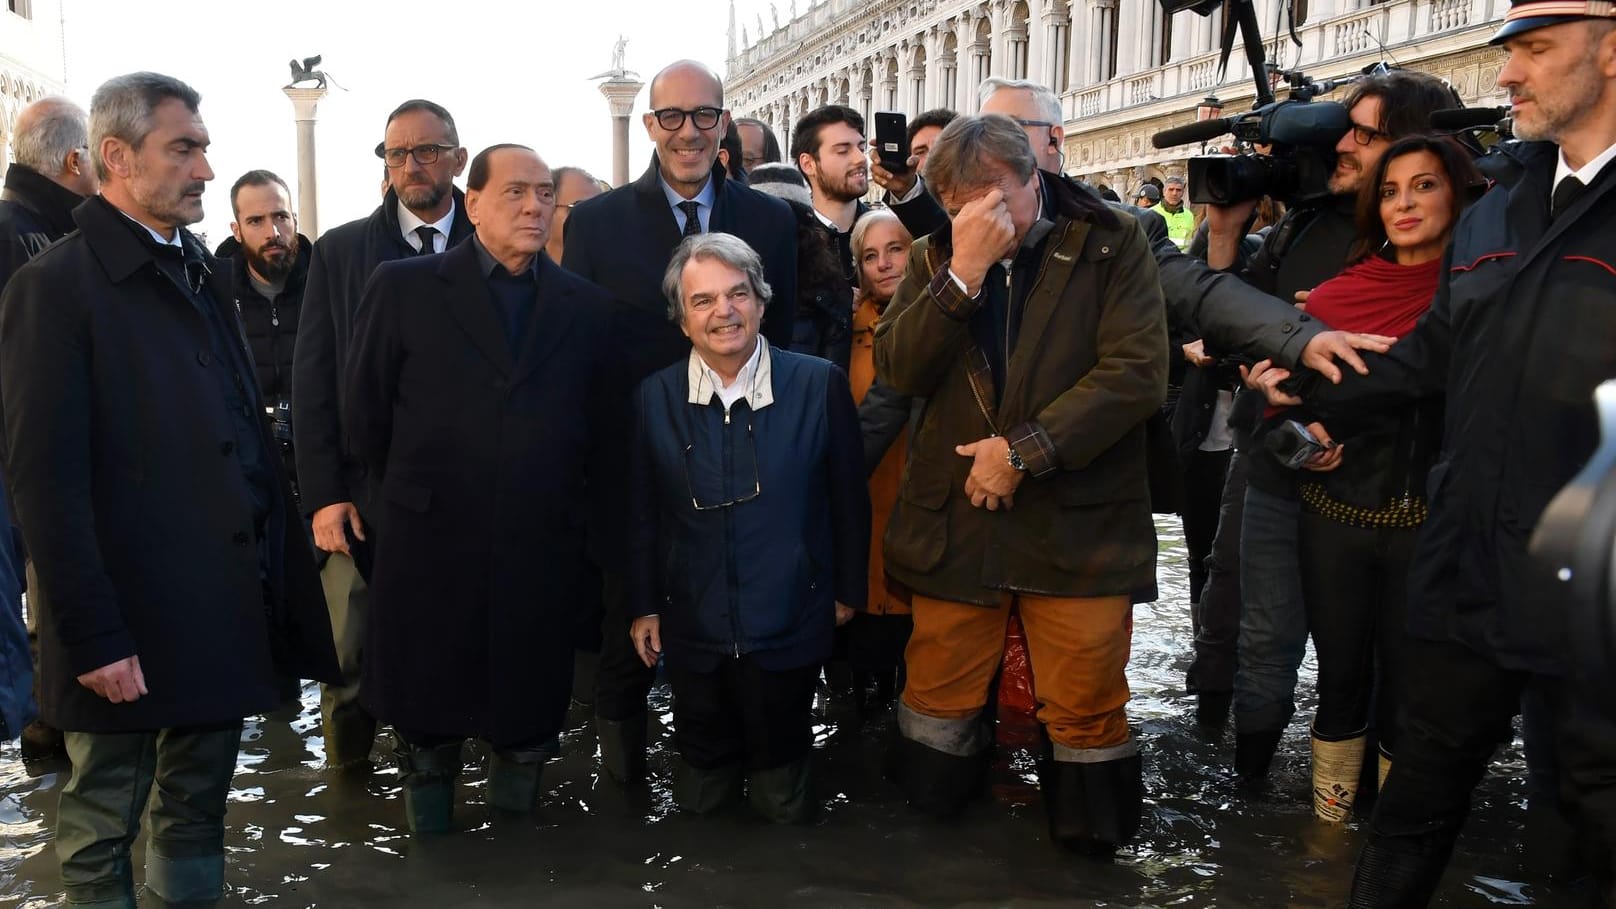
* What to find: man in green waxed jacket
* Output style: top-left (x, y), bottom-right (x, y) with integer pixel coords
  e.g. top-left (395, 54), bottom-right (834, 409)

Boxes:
top-left (873, 114), bottom-right (1167, 860)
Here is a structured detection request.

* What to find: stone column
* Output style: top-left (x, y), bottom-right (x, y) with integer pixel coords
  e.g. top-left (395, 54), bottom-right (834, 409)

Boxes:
top-left (282, 85), bottom-right (329, 239)
top-left (598, 76), bottom-right (645, 188)
top-left (1067, 0), bottom-right (1089, 90)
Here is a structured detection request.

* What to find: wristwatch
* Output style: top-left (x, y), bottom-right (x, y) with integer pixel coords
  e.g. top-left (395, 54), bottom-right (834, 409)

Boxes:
top-left (1005, 443), bottom-right (1027, 472)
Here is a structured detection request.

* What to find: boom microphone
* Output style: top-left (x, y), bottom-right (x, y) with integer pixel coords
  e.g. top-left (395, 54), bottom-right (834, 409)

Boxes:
top-left (1429, 106), bottom-right (1510, 131)
top-left (1152, 117), bottom-right (1235, 149)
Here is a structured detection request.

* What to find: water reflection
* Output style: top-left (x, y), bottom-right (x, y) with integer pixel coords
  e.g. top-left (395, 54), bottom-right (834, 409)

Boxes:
top-left (0, 518), bottom-right (1564, 906)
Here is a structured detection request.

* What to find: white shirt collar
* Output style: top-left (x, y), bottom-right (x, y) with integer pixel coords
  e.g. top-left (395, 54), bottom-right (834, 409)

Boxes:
top-left (117, 208), bottom-right (181, 247)
top-left (1553, 139), bottom-right (1616, 193)
top-left (686, 337), bottom-right (774, 412)
top-left (397, 197), bottom-right (457, 253)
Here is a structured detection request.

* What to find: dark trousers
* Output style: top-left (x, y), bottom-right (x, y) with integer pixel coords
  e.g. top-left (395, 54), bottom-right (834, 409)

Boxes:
top-left (1188, 451), bottom-right (1245, 696)
top-left (594, 571), bottom-right (657, 722)
top-left (1181, 447), bottom-right (1233, 605)
top-left (58, 723), bottom-right (242, 906)
top-left (665, 655), bottom-right (818, 771)
top-left (1368, 636), bottom-right (1616, 896)
top-left (1298, 511), bottom-right (1416, 746)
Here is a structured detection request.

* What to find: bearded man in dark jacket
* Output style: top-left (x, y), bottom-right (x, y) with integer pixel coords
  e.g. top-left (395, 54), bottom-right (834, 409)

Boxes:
top-left (291, 99), bottom-right (474, 771)
top-left (216, 170), bottom-right (309, 500)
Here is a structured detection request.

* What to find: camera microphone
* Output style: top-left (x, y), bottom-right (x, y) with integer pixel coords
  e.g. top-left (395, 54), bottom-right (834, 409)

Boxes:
top-left (1152, 118), bottom-right (1234, 149)
top-left (1429, 106), bottom-right (1510, 131)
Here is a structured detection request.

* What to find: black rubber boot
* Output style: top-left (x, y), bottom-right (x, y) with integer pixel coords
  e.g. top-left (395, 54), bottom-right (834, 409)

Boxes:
top-left (1195, 691), bottom-right (1233, 733)
top-left (488, 742), bottom-right (556, 813)
top-left (884, 734), bottom-right (988, 820)
top-left (747, 756), bottom-right (815, 825)
top-left (672, 759), bottom-right (744, 815)
top-left (595, 713), bottom-right (648, 784)
top-left (19, 719), bottom-right (66, 763)
top-left (1234, 728), bottom-right (1285, 786)
top-left (396, 741), bottom-right (463, 834)
top-left (1346, 831), bottom-right (1457, 908)
top-left (1039, 752), bottom-right (1144, 860)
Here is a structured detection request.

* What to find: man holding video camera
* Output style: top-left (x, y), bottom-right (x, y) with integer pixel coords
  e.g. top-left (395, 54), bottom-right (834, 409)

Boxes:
top-left (1196, 69), bottom-right (1461, 782)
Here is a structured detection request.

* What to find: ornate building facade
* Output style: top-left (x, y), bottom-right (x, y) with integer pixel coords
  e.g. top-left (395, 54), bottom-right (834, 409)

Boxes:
top-left (0, 0), bottom-right (67, 171)
top-left (727, 0), bottom-right (1508, 190)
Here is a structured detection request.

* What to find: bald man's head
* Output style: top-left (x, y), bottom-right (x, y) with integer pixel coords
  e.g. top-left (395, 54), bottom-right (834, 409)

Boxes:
top-left (11, 96), bottom-right (97, 196)
top-left (648, 60), bottom-right (724, 109)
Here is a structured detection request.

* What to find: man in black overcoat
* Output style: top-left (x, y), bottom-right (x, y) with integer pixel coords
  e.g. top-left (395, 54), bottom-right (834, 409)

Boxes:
top-left (0, 71), bottom-right (338, 907)
top-left (345, 145), bottom-right (620, 834)
top-left (291, 99), bottom-right (473, 770)
top-left (562, 59), bottom-right (799, 784)
top-left (1261, 6), bottom-right (1616, 903)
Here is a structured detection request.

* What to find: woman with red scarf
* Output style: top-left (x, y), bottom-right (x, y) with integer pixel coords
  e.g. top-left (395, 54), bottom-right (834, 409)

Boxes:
top-left (1249, 136), bottom-right (1482, 823)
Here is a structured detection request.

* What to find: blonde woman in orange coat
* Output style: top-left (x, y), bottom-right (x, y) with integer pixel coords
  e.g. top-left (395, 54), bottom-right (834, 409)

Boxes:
top-left (848, 209), bottom-right (915, 713)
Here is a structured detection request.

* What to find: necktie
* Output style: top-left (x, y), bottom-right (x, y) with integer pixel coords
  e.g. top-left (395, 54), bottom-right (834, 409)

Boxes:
top-left (414, 225), bottom-right (439, 255)
top-left (678, 201), bottom-right (702, 238)
top-left (1551, 176), bottom-right (1585, 221)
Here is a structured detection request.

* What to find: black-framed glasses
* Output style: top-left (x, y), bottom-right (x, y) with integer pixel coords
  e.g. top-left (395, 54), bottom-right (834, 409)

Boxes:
top-left (653, 106), bottom-right (723, 131)
top-left (1349, 123), bottom-right (1390, 146)
top-left (1013, 118), bottom-right (1057, 128)
top-left (375, 143), bottom-right (459, 167)
top-left (682, 422), bottom-right (761, 510)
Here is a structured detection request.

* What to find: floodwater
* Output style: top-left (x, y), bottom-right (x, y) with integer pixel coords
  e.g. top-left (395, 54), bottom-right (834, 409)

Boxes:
top-left (0, 518), bottom-right (1579, 907)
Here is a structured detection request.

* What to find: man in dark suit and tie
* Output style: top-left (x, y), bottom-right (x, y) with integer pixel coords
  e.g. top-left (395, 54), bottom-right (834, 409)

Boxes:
top-left (344, 144), bottom-right (619, 834)
top-left (562, 59), bottom-right (799, 784)
top-left (292, 99), bottom-right (475, 772)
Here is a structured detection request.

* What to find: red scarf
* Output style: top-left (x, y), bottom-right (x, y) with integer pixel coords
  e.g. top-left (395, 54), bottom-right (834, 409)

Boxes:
top-left (1303, 255), bottom-right (1443, 339)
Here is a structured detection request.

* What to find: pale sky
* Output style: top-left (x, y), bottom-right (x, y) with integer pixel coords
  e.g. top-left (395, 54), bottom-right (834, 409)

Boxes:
top-left (60, 0), bottom-right (781, 246)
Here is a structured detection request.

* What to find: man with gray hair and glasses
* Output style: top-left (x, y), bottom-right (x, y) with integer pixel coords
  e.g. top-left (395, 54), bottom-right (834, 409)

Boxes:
top-left (292, 98), bottom-right (474, 772)
top-left (626, 232), bottom-right (867, 823)
top-left (0, 71), bottom-right (338, 908)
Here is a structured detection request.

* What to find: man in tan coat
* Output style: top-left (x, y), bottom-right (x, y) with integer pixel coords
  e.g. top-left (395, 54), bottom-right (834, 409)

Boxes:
top-left (873, 114), bottom-right (1167, 859)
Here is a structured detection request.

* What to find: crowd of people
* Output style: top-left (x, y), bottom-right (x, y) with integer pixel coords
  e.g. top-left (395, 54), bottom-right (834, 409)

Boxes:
top-left (0, 0), bottom-right (1613, 906)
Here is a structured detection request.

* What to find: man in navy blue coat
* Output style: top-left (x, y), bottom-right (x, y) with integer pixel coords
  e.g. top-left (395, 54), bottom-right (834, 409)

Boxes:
top-left (345, 145), bottom-right (623, 834)
top-left (627, 232), bottom-right (867, 822)
top-left (562, 59), bottom-right (799, 784)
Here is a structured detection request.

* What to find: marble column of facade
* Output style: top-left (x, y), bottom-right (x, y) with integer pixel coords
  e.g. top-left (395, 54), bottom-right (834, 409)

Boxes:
top-left (1066, 0), bottom-right (1089, 91)
top-left (955, 15), bottom-right (976, 111)
top-left (1042, 2), bottom-right (1071, 93)
top-left (1114, 0), bottom-right (1140, 76)
top-left (908, 42), bottom-right (926, 113)
top-left (1086, 2), bottom-right (1108, 85)
top-left (1025, 0), bottom-right (1046, 90)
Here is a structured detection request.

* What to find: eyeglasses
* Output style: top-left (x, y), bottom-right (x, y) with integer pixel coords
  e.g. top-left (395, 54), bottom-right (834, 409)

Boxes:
top-left (1349, 123), bottom-right (1391, 146)
top-left (653, 107), bottom-right (723, 131)
top-left (375, 143), bottom-right (459, 168)
top-left (1012, 118), bottom-right (1057, 128)
top-left (683, 422), bottom-right (761, 510)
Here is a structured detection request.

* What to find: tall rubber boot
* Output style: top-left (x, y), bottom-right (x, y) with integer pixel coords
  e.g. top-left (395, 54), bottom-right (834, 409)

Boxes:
top-left (396, 741), bottom-right (462, 834)
top-left (488, 740), bottom-right (557, 813)
top-left (1196, 691), bottom-right (1233, 733)
top-left (1347, 831), bottom-right (1458, 908)
top-left (1234, 728), bottom-right (1284, 786)
top-left (887, 704), bottom-right (989, 819)
top-left (144, 851), bottom-right (224, 904)
top-left (1312, 728), bottom-right (1367, 823)
top-left (672, 759), bottom-right (744, 815)
top-left (1039, 743), bottom-right (1144, 860)
top-left (747, 756), bottom-right (815, 825)
top-left (596, 714), bottom-right (648, 784)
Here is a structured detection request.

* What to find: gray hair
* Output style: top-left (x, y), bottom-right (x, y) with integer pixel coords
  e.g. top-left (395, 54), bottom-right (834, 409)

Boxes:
top-left (89, 72), bottom-right (201, 181)
top-left (923, 114), bottom-right (1038, 204)
top-left (977, 77), bottom-right (1062, 124)
top-left (850, 208), bottom-right (912, 300)
top-left (11, 97), bottom-right (88, 176)
top-left (661, 232), bottom-right (772, 324)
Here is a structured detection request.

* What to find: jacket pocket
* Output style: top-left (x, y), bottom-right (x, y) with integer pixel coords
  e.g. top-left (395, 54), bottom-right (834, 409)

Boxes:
top-left (884, 466), bottom-right (951, 573)
top-left (384, 482), bottom-right (432, 514)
